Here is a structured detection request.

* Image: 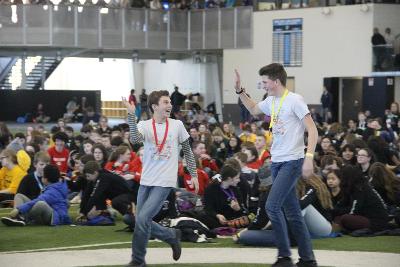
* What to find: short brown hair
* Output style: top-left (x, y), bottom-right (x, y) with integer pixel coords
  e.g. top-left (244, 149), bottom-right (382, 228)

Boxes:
top-left (33, 151), bottom-right (50, 165)
top-left (258, 63), bottom-right (287, 86)
top-left (234, 152), bottom-right (248, 164)
top-left (148, 90), bottom-right (169, 113)
top-left (83, 160), bottom-right (100, 174)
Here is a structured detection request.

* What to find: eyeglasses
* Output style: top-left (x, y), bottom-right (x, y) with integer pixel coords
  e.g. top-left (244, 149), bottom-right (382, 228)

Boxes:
top-left (357, 154), bottom-right (368, 157)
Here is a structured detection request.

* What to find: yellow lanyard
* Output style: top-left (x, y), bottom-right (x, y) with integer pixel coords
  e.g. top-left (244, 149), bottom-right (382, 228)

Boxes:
top-left (269, 89), bottom-right (289, 129)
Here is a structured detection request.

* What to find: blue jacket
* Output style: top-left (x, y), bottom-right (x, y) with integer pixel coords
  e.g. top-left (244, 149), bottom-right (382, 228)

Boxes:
top-left (18, 181), bottom-right (71, 225)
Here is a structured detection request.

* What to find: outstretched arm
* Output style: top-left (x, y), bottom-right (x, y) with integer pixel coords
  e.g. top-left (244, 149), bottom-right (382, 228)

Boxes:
top-left (181, 139), bottom-right (199, 194)
top-left (122, 97), bottom-right (144, 144)
top-left (234, 69), bottom-right (263, 116)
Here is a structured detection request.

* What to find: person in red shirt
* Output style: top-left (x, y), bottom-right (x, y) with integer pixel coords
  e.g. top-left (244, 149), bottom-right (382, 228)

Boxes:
top-left (130, 147), bottom-right (143, 184)
top-left (105, 145), bottom-right (136, 185)
top-left (192, 141), bottom-right (219, 175)
top-left (178, 158), bottom-right (209, 196)
top-left (47, 132), bottom-right (70, 174)
top-left (255, 134), bottom-right (270, 166)
top-left (242, 145), bottom-right (261, 170)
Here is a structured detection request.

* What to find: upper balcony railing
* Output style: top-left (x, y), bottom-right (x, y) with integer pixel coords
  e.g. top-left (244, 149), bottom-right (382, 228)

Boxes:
top-left (372, 44), bottom-right (400, 73)
top-left (0, 4), bottom-right (253, 51)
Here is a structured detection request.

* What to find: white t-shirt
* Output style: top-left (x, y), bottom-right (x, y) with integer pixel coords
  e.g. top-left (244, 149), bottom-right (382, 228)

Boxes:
top-left (257, 92), bottom-right (309, 163)
top-left (138, 118), bottom-right (190, 187)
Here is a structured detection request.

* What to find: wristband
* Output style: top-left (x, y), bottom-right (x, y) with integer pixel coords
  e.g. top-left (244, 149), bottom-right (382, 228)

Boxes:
top-left (235, 87), bottom-right (245, 94)
top-left (305, 152), bottom-right (314, 158)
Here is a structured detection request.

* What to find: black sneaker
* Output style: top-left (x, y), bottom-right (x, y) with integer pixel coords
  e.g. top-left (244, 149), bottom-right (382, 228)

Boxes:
top-left (1, 217), bottom-right (26, 227)
top-left (170, 229), bottom-right (182, 261)
top-left (296, 259), bottom-right (318, 267)
top-left (272, 257), bottom-right (295, 267)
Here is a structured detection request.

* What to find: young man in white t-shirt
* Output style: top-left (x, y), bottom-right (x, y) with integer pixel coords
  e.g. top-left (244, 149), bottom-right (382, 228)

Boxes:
top-left (122, 90), bottom-right (199, 267)
top-left (234, 64), bottom-right (319, 267)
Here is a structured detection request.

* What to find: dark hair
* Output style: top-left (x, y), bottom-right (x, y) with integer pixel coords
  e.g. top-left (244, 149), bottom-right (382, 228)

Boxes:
top-left (340, 144), bottom-right (357, 165)
top-left (234, 152), bottom-right (248, 164)
top-left (357, 147), bottom-right (375, 163)
top-left (92, 143), bottom-right (108, 163)
top-left (192, 141), bottom-right (205, 150)
top-left (258, 63), bottom-right (287, 86)
top-left (15, 132), bottom-right (25, 139)
top-left (52, 131), bottom-right (68, 143)
top-left (83, 139), bottom-right (95, 146)
top-left (224, 158), bottom-right (241, 172)
top-left (220, 164), bottom-right (240, 181)
top-left (245, 146), bottom-right (259, 162)
top-left (340, 165), bottom-right (368, 202)
top-left (109, 145), bottom-right (130, 161)
top-left (65, 126), bottom-right (74, 133)
top-left (80, 124), bottom-right (93, 134)
top-left (43, 164), bottom-right (60, 183)
top-left (80, 154), bottom-right (96, 165)
top-left (110, 136), bottom-right (124, 147)
top-left (148, 90), bottom-right (169, 113)
top-left (320, 154), bottom-right (343, 170)
top-left (83, 160), bottom-right (100, 174)
top-left (351, 138), bottom-right (368, 150)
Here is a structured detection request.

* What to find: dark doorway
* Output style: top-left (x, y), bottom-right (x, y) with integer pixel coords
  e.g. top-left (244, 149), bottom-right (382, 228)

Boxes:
top-left (342, 78), bottom-right (363, 124)
top-left (323, 77), bottom-right (339, 122)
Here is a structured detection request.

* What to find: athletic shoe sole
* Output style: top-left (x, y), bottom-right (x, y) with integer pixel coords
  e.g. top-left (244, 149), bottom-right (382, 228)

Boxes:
top-left (1, 217), bottom-right (26, 226)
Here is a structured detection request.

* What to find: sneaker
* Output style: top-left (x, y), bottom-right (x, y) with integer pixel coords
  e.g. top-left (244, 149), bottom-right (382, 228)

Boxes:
top-left (170, 229), bottom-right (182, 261)
top-left (296, 259), bottom-right (318, 267)
top-left (272, 257), bottom-right (295, 267)
top-left (1, 217), bottom-right (26, 227)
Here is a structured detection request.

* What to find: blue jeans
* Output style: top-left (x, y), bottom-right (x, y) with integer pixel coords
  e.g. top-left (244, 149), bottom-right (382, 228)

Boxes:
top-left (131, 185), bottom-right (175, 264)
top-left (266, 159), bottom-right (315, 261)
top-left (238, 229), bottom-right (278, 247)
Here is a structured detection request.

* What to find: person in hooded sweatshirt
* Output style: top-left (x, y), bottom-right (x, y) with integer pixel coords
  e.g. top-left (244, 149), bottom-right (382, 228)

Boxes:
top-left (1, 164), bottom-right (71, 226)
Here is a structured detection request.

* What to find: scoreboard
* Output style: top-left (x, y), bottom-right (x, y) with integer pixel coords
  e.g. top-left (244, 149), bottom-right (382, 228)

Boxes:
top-left (272, 18), bottom-right (303, 67)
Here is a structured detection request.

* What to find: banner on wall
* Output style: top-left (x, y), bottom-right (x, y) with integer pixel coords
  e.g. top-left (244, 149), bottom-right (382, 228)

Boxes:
top-left (272, 18), bottom-right (303, 67)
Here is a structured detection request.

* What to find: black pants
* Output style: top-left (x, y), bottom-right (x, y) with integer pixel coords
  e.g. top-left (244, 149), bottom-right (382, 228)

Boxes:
top-left (112, 193), bottom-right (135, 215)
top-left (0, 193), bottom-right (14, 203)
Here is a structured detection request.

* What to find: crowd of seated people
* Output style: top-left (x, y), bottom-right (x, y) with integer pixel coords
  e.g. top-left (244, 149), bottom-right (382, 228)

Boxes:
top-left (0, 98), bottom-right (399, 248)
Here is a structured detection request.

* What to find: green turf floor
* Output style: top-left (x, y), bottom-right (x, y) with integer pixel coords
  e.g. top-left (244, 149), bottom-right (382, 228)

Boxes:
top-left (0, 207), bottom-right (399, 254)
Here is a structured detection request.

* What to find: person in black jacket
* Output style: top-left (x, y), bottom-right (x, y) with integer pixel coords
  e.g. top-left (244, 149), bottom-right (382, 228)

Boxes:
top-left (77, 161), bottom-right (136, 221)
top-left (202, 164), bottom-right (248, 229)
top-left (332, 165), bottom-right (389, 233)
top-left (371, 27), bottom-right (387, 71)
top-left (14, 152), bottom-right (50, 206)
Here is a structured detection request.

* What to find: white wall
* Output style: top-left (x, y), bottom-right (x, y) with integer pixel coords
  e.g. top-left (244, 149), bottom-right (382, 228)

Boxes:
top-left (223, 4), bottom-right (376, 104)
top-left (45, 58), bottom-right (134, 100)
top-left (141, 59), bottom-right (201, 95)
top-left (46, 57), bottom-right (221, 107)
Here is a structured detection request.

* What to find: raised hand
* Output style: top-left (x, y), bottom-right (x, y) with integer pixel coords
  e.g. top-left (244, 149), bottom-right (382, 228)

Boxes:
top-left (122, 96), bottom-right (136, 114)
top-left (234, 69), bottom-right (242, 93)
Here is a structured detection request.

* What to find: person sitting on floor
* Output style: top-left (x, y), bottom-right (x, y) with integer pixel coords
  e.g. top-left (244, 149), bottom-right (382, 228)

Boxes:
top-left (1, 164), bottom-right (71, 226)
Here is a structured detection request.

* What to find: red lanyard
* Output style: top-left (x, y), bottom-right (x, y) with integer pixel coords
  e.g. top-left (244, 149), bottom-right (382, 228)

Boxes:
top-left (152, 118), bottom-right (169, 154)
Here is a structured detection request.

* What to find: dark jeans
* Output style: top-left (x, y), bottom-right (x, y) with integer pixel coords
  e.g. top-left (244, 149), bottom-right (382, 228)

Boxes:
top-left (266, 159), bottom-right (315, 261)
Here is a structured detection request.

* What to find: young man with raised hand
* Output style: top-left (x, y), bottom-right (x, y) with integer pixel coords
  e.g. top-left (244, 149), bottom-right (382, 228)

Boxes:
top-left (234, 63), bottom-right (319, 267)
top-left (122, 90), bottom-right (199, 267)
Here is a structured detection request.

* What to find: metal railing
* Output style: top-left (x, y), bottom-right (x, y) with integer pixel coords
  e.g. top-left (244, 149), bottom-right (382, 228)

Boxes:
top-left (372, 44), bottom-right (400, 72)
top-left (0, 4), bottom-right (253, 51)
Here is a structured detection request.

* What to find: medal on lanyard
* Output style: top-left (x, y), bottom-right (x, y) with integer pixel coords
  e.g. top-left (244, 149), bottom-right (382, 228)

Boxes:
top-left (152, 118), bottom-right (169, 160)
top-left (269, 89), bottom-right (289, 130)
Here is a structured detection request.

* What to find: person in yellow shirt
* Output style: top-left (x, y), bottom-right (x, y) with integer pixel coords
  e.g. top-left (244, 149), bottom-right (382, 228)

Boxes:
top-left (0, 149), bottom-right (27, 203)
top-left (239, 124), bottom-right (257, 144)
